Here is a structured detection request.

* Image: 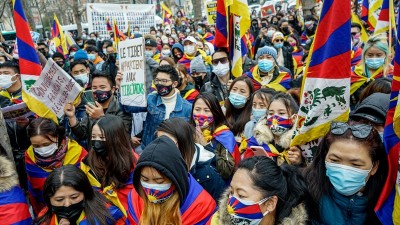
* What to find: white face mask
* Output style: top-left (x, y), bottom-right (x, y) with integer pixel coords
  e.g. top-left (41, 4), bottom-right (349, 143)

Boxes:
top-left (34, 143), bottom-right (58, 157)
top-left (0, 74), bottom-right (17, 90)
top-left (184, 45), bottom-right (196, 55)
top-left (212, 62), bottom-right (230, 77)
top-left (74, 73), bottom-right (89, 85)
top-left (162, 49), bottom-right (171, 56)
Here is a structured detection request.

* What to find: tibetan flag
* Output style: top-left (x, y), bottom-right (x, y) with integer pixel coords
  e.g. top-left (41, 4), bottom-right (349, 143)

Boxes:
top-left (112, 19), bottom-right (126, 48)
top-left (215, 0), bottom-right (228, 49)
top-left (374, 0), bottom-right (396, 35)
top-left (51, 14), bottom-right (68, 55)
top-left (291, 0), bottom-right (351, 147)
top-left (161, 2), bottom-right (172, 25)
top-left (375, 12), bottom-right (400, 225)
top-left (361, 0), bottom-right (369, 24)
top-left (64, 31), bottom-right (76, 52)
top-left (351, 12), bottom-right (369, 43)
top-left (213, 125), bottom-right (241, 166)
top-left (365, 0), bottom-right (384, 30)
top-left (106, 18), bottom-right (112, 33)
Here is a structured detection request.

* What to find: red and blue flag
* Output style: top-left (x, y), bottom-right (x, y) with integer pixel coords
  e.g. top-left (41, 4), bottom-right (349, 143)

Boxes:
top-left (361, 0), bottom-right (369, 24)
top-left (215, 0), bottom-right (228, 49)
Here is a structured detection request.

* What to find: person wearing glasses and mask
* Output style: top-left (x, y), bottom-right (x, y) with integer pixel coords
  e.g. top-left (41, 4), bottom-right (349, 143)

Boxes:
top-left (271, 32), bottom-right (294, 75)
top-left (117, 65), bottom-right (192, 148)
top-left (201, 48), bottom-right (232, 104)
top-left (303, 121), bottom-right (388, 225)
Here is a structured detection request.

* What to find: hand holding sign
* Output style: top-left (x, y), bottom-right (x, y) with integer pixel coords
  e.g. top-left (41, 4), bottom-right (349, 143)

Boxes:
top-left (85, 101), bottom-right (104, 119)
top-left (116, 71), bottom-right (123, 90)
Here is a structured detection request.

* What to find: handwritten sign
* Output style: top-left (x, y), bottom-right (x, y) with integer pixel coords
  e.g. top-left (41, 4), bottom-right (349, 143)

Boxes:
top-left (118, 38), bottom-right (147, 107)
top-left (29, 58), bottom-right (82, 118)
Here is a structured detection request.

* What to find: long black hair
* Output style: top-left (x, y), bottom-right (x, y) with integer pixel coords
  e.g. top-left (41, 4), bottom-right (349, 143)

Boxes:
top-left (157, 118), bottom-right (196, 170)
top-left (238, 156), bottom-right (310, 223)
top-left (34, 165), bottom-right (115, 225)
top-left (27, 117), bottom-right (66, 148)
top-left (191, 93), bottom-right (227, 134)
top-left (88, 115), bottom-right (137, 189)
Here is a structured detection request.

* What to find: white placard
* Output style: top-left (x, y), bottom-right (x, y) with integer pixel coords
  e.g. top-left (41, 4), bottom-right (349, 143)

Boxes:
top-left (29, 58), bottom-right (82, 118)
top-left (118, 38), bottom-right (146, 107)
top-left (86, 3), bottom-right (156, 36)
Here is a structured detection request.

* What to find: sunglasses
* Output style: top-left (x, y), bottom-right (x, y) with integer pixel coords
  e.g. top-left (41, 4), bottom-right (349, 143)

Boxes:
top-left (351, 32), bottom-right (359, 36)
top-left (212, 57), bottom-right (228, 65)
top-left (330, 122), bottom-right (373, 139)
top-left (274, 39), bottom-right (284, 43)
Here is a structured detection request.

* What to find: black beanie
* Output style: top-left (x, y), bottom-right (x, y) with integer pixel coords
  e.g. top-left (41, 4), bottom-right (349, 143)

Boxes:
top-left (133, 136), bottom-right (189, 202)
top-left (52, 52), bottom-right (65, 60)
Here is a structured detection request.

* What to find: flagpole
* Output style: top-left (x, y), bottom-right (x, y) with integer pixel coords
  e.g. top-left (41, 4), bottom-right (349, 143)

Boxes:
top-left (386, 0), bottom-right (393, 77)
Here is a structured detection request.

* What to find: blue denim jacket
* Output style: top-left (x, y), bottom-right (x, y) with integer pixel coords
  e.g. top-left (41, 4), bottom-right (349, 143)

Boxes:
top-left (121, 92), bottom-right (192, 148)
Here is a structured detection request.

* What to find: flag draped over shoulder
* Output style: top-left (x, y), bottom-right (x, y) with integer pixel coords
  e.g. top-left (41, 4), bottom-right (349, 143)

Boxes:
top-left (374, 0), bottom-right (396, 35)
top-left (51, 14), bottom-right (68, 56)
top-left (291, 0), bottom-right (351, 147)
top-left (376, 12), bottom-right (400, 225)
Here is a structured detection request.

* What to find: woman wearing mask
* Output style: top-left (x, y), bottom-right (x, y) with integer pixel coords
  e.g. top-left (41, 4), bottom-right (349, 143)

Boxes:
top-left (209, 156), bottom-right (310, 225)
top-left (271, 32), bottom-right (294, 75)
top-left (171, 43), bottom-right (185, 63)
top-left (26, 118), bottom-right (87, 215)
top-left (245, 46), bottom-right (292, 92)
top-left (126, 136), bottom-right (217, 225)
top-left (161, 44), bottom-right (172, 58)
top-left (204, 42), bottom-right (215, 56)
top-left (225, 77), bottom-right (254, 147)
top-left (192, 93), bottom-right (241, 182)
top-left (244, 93), bottom-right (301, 165)
top-left (34, 165), bottom-right (125, 225)
top-left (304, 121), bottom-right (388, 225)
top-left (177, 64), bottom-right (199, 103)
top-left (287, 34), bottom-right (304, 78)
top-left (80, 115), bottom-right (137, 216)
top-left (351, 34), bottom-right (393, 106)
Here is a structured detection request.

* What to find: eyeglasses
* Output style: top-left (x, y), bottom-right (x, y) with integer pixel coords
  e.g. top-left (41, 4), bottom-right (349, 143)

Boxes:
top-left (274, 39), bottom-right (284, 43)
top-left (154, 78), bottom-right (172, 85)
top-left (212, 57), bottom-right (228, 65)
top-left (330, 122), bottom-right (373, 139)
top-left (351, 32), bottom-right (359, 36)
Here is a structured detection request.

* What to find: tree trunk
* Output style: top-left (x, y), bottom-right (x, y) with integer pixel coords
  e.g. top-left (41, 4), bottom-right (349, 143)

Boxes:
top-left (22, 0), bottom-right (36, 30)
top-left (72, 1), bottom-right (83, 37)
top-left (192, 0), bottom-right (202, 21)
top-left (302, 0), bottom-right (316, 16)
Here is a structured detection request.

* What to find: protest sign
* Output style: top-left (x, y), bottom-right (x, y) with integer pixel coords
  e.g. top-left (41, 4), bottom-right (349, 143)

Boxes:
top-left (29, 59), bottom-right (82, 118)
top-left (261, 2), bottom-right (276, 17)
top-left (87, 3), bottom-right (156, 36)
top-left (206, 2), bottom-right (217, 25)
top-left (1, 102), bottom-right (34, 122)
top-left (118, 38), bottom-right (146, 107)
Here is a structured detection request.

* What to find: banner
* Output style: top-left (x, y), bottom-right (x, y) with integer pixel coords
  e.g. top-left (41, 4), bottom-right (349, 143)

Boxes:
top-left (29, 59), bottom-right (82, 118)
top-left (261, 2), bottom-right (276, 17)
top-left (118, 38), bottom-right (147, 107)
top-left (1, 103), bottom-right (34, 122)
top-left (206, 2), bottom-right (217, 25)
top-left (86, 3), bottom-right (156, 36)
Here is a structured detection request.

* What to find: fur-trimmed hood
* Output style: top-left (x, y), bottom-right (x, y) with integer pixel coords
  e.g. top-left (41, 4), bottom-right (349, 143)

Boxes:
top-left (253, 117), bottom-right (296, 150)
top-left (216, 189), bottom-right (308, 225)
top-left (0, 155), bottom-right (19, 193)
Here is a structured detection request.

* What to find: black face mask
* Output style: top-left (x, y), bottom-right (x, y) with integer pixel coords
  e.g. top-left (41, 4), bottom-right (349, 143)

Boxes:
top-left (93, 90), bottom-right (113, 103)
top-left (193, 76), bottom-right (203, 86)
top-left (156, 83), bottom-right (174, 96)
top-left (91, 140), bottom-right (106, 155)
top-left (282, 27), bottom-right (290, 35)
top-left (52, 200), bottom-right (84, 220)
top-left (56, 61), bottom-right (64, 67)
top-left (38, 49), bottom-right (46, 55)
top-left (107, 53), bottom-right (117, 62)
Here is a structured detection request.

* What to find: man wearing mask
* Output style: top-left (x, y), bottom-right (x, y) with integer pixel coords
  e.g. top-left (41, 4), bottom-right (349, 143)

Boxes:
top-left (351, 23), bottom-right (364, 49)
top-left (37, 43), bottom-right (51, 59)
top-left (52, 52), bottom-right (70, 72)
top-left (279, 19), bottom-right (291, 38)
top-left (65, 72), bottom-right (132, 146)
top-left (190, 56), bottom-right (209, 91)
top-left (272, 32), bottom-right (294, 75)
top-left (201, 48), bottom-right (232, 103)
top-left (86, 46), bottom-right (104, 71)
top-left (117, 65), bottom-right (192, 148)
top-left (101, 44), bottom-right (118, 82)
top-left (250, 19), bottom-right (260, 37)
top-left (301, 15), bottom-right (318, 45)
top-left (75, 36), bottom-right (85, 49)
top-left (145, 38), bottom-right (161, 63)
top-left (178, 36), bottom-right (211, 73)
top-left (197, 23), bottom-right (215, 44)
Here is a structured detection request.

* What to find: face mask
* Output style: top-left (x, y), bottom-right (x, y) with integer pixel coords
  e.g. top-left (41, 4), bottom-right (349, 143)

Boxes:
top-left (193, 76), bottom-right (203, 86)
top-left (0, 74), bottom-right (16, 90)
top-left (252, 108), bottom-right (267, 121)
top-left (258, 59), bottom-right (274, 73)
top-left (34, 143), bottom-right (58, 158)
top-left (88, 54), bottom-right (96, 62)
top-left (162, 49), bottom-right (171, 56)
top-left (156, 83), bottom-right (174, 96)
top-left (227, 196), bottom-right (270, 225)
top-left (141, 181), bottom-right (175, 203)
top-left (193, 114), bottom-right (214, 128)
top-left (289, 42), bottom-right (297, 47)
top-left (102, 49), bottom-right (107, 54)
top-left (213, 62), bottom-right (230, 77)
top-left (38, 49), bottom-right (46, 55)
top-left (325, 161), bottom-right (372, 196)
top-left (365, 57), bottom-right (385, 69)
top-left (107, 53), bottom-right (117, 62)
top-left (229, 92), bottom-right (248, 108)
top-left (274, 43), bottom-right (284, 49)
top-left (171, 34), bottom-right (178, 39)
top-left (52, 200), bottom-right (84, 220)
top-left (197, 28), bottom-right (203, 34)
top-left (92, 140), bottom-right (106, 156)
top-left (77, 42), bottom-right (84, 47)
top-left (93, 90), bottom-right (112, 103)
top-left (186, 29), bottom-right (191, 33)
top-left (304, 21), bottom-right (313, 28)
top-left (205, 49), bottom-right (211, 55)
top-left (266, 115), bottom-right (293, 136)
top-left (134, 31), bottom-right (139, 34)
top-left (282, 27), bottom-right (290, 34)
top-left (145, 50), bottom-right (154, 58)
top-left (267, 30), bottom-right (275, 38)
top-left (177, 77), bottom-right (183, 88)
top-left (166, 30), bottom-right (171, 35)
top-left (74, 73), bottom-right (89, 86)
top-left (56, 61), bottom-right (64, 67)
top-left (184, 45), bottom-right (196, 55)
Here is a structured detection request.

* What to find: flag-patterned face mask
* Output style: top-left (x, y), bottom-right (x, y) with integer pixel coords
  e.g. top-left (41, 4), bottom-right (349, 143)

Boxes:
top-left (141, 181), bottom-right (175, 204)
top-left (193, 114), bottom-right (214, 128)
top-left (227, 196), bottom-right (270, 225)
top-left (266, 115), bottom-right (293, 136)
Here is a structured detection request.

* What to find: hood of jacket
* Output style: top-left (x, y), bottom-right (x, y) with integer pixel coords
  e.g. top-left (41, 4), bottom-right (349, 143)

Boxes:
top-left (0, 155), bottom-right (18, 193)
top-left (217, 189), bottom-right (308, 225)
top-left (253, 117), bottom-right (296, 150)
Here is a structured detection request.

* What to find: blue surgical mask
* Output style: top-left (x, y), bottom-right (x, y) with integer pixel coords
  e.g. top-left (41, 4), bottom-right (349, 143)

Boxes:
top-left (145, 51), bottom-right (154, 58)
top-left (258, 59), bottom-right (274, 73)
top-left (365, 57), bottom-right (385, 69)
top-left (274, 43), bottom-right (283, 49)
top-left (197, 28), bottom-right (203, 34)
top-left (252, 108), bottom-right (267, 121)
top-left (229, 92), bottom-right (248, 108)
top-left (74, 73), bottom-right (89, 86)
top-left (88, 54), bottom-right (96, 62)
top-left (267, 30), bottom-right (275, 37)
top-left (325, 161), bottom-right (372, 196)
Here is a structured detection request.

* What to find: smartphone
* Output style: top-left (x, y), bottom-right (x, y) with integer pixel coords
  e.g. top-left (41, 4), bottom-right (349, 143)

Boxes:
top-left (83, 90), bottom-right (95, 105)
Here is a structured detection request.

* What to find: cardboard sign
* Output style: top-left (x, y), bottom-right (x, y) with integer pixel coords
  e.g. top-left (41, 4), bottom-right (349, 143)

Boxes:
top-left (206, 2), bottom-right (217, 25)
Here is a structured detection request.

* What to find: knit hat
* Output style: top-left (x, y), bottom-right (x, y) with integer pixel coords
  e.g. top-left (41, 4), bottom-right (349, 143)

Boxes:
top-left (133, 136), bottom-right (189, 202)
top-left (350, 93), bottom-right (390, 124)
top-left (190, 56), bottom-right (207, 74)
top-left (272, 32), bottom-right (284, 42)
top-left (73, 49), bottom-right (88, 60)
top-left (204, 42), bottom-right (215, 55)
top-left (145, 38), bottom-right (157, 47)
top-left (52, 52), bottom-right (65, 60)
top-left (256, 46), bottom-right (277, 60)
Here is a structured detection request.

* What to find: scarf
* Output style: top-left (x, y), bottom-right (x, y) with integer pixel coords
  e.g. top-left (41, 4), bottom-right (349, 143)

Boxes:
top-left (34, 138), bottom-right (68, 170)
